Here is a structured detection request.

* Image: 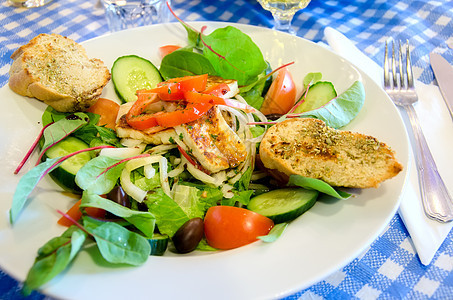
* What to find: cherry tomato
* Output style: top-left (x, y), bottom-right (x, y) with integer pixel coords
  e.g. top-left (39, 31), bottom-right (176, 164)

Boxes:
top-left (86, 98), bottom-right (120, 130)
top-left (204, 206), bottom-right (274, 250)
top-left (158, 45), bottom-right (182, 59)
top-left (260, 68), bottom-right (296, 115)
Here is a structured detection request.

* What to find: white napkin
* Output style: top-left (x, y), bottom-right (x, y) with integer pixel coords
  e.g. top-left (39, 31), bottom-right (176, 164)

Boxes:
top-left (324, 27), bottom-right (453, 265)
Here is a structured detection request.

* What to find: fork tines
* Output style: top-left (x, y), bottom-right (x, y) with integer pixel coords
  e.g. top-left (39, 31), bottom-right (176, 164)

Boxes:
top-left (384, 40), bottom-right (414, 90)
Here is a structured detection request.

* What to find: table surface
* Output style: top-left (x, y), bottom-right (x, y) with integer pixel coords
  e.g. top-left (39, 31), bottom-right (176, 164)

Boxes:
top-left (1, 0), bottom-right (453, 299)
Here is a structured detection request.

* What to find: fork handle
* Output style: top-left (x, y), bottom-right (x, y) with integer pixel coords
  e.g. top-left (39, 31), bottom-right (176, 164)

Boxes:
top-left (405, 104), bottom-right (453, 222)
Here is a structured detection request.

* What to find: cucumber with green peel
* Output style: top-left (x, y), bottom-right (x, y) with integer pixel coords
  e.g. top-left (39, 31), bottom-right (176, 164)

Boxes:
top-left (293, 81), bottom-right (337, 113)
top-left (247, 188), bottom-right (319, 224)
top-left (43, 136), bottom-right (91, 193)
top-left (147, 233), bottom-right (169, 256)
top-left (112, 55), bottom-right (163, 103)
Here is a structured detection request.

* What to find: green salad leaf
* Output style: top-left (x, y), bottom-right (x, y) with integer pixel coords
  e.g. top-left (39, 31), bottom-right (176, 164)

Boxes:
top-left (83, 217), bottom-right (150, 266)
top-left (159, 50), bottom-right (217, 80)
top-left (10, 157), bottom-right (61, 224)
top-left (297, 80), bottom-right (365, 129)
top-left (23, 226), bottom-right (87, 296)
top-left (258, 223), bottom-right (288, 243)
top-left (81, 191), bottom-right (156, 237)
top-left (75, 156), bottom-right (125, 195)
top-left (288, 175), bottom-right (351, 199)
top-left (202, 26), bottom-right (268, 86)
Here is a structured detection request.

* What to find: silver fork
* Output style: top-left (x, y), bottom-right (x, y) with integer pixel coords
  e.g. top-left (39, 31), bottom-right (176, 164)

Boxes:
top-left (384, 40), bottom-right (453, 223)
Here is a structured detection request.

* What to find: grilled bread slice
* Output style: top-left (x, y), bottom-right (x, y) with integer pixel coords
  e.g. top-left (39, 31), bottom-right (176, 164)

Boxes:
top-left (9, 33), bottom-right (110, 112)
top-left (259, 118), bottom-right (403, 188)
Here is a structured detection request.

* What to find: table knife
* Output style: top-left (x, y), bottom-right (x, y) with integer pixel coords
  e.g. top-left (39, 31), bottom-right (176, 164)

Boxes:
top-left (430, 53), bottom-right (453, 120)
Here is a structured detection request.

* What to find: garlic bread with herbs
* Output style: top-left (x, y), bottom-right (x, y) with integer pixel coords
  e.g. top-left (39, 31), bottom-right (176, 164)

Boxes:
top-left (259, 118), bottom-right (403, 188)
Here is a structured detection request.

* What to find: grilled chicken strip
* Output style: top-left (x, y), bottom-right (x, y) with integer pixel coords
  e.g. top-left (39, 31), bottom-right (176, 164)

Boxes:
top-left (176, 106), bottom-right (247, 173)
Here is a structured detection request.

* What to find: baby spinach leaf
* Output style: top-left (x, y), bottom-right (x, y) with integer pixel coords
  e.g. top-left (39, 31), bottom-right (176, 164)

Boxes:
top-left (75, 156), bottom-right (125, 195)
top-left (81, 191), bottom-right (156, 237)
top-left (83, 217), bottom-right (150, 266)
top-left (288, 175), bottom-right (351, 199)
top-left (159, 50), bottom-right (217, 80)
top-left (42, 106), bottom-right (68, 126)
top-left (10, 157), bottom-right (60, 224)
top-left (74, 124), bottom-right (121, 147)
top-left (258, 223), bottom-right (288, 243)
top-left (202, 26), bottom-right (268, 86)
top-left (23, 226), bottom-right (87, 295)
top-left (298, 81), bottom-right (365, 129)
top-left (144, 188), bottom-right (190, 237)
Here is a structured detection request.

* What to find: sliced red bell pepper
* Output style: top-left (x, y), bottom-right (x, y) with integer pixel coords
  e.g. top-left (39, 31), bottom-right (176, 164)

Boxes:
top-left (154, 102), bottom-right (213, 128)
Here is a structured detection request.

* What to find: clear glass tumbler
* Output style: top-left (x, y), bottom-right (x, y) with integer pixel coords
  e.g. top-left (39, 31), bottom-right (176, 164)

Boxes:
top-left (102, 0), bottom-right (171, 32)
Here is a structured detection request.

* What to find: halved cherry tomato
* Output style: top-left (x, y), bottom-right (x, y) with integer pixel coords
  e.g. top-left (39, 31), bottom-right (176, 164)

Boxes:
top-left (86, 98), bottom-right (120, 130)
top-left (204, 206), bottom-right (274, 250)
top-left (126, 91), bottom-right (160, 130)
top-left (57, 199), bottom-right (105, 227)
top-left (158, 45), bottom-right (182, 59)
top-left (260, 68), bottom-right (296, 115)
top-left (154, 102), bottom-right (213, 128)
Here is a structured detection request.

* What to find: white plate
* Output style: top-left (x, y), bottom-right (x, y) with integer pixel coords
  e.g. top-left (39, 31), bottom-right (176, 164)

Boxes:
top-left (0, 22), bottom-right (409, 300)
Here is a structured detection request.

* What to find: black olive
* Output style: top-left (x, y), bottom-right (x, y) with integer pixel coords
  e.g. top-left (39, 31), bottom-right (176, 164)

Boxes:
top-left (107, 186), bottom-right (130, 208)
top-left (265, 113), bottom-right (283, 121)
top-left (172, 218), bottom-right (204, 254)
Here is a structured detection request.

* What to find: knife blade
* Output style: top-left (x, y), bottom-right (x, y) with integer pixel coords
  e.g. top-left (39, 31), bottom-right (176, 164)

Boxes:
top-left (430, 53), bottom-right (453, 120)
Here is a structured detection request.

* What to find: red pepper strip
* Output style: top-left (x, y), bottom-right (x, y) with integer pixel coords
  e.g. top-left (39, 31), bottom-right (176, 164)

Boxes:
top-left (203, 83), bottom-right (230, 97)
top-left (183, 91), bottom-right (226, 105)
top-left (150, 82), bottom-right (183, 101)
top-left (126, 91), bottom-right (160, 130)
top-left (165, 74), bottom-right (208, 92)
top-left (150, 74), bottom-right (209, 101)
top-left (154, 102), bottom-right (213, 128)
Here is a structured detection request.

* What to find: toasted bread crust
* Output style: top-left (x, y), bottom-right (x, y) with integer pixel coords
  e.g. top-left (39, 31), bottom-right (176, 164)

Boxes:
top-left (8, 34), bottom-right (110, 112)
top-left (259, 118), bottom-right (403, 188)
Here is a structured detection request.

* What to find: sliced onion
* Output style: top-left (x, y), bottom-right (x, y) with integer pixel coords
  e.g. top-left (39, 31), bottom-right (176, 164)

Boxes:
top-left (147, 144), bottom-right (177, 155)
top-left (120, 167), bottom-right (147, 202)
top-left (221, 183), bottom-right (234, 198)
top-left (99, 147), bottom-right (143, 159)
top-left (159, 156), bottom-right (171, 197)
top-left (125, 155), bottom-right (163, 172)
top-left (120, 138), bottom-right (146, 150)
top-left (144, 164), bottom-right (156, 179)
top-left (167, 161), bottom-right (185, 178)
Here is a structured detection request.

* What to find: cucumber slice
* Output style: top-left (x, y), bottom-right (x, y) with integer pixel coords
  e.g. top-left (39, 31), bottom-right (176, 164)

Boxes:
top-left (147, 233), bottom-right (169, 256)
top-left (247, 188), bottom-right (318, 224)
top-left (43, 136), bottom-right (91, 193)
top-left (293, 81), bottom-right (337, 113)
top-left (111, 55), bottom-right (163, 103)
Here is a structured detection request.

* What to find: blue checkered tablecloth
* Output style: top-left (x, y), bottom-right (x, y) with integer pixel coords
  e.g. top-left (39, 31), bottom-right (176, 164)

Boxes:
top-left (1, 0), bottom-right (453, 299)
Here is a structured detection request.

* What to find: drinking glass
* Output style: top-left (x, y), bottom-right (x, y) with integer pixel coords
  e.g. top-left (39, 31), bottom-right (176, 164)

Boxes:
top-left (7, 0), bottom-right (53, 8)
top-left (257, 0), bottom-right (311, 35)
top-left (102, 0), bottom-right (171, 32)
